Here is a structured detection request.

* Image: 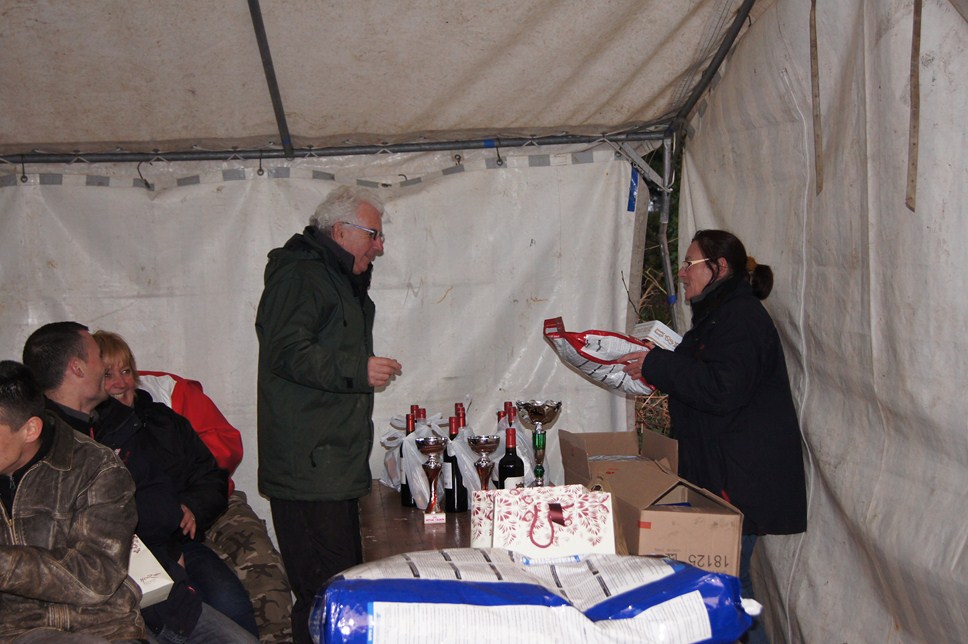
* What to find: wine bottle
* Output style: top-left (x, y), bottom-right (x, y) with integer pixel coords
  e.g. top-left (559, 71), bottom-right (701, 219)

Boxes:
top-left (400, 412), bottom-right (417, 507)
top-left (498, 428), bottom-right (526, 490)
top-left (493, 410), bottom-right (506, 486)
top-left (504, 401), bottom-right (516, 425)
top-left (444, 416), bottom-right (469, 512)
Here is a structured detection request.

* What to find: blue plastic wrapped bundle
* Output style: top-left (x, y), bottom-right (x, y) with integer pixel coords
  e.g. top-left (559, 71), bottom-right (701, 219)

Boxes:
top-left (310, 548), bottom-right (751, 643)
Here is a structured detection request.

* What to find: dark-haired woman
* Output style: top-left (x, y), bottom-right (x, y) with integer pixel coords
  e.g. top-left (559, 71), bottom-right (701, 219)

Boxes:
top-left (621, 229), bottom-right (807, 643)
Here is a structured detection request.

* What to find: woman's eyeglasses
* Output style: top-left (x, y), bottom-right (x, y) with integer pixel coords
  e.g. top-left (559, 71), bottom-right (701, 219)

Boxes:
top-left (680, 258), bottom-right (709, 270)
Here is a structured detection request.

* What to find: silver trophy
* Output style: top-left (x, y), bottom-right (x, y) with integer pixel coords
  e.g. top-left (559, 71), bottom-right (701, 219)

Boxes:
top-left (515, 400), bottom-right (562, 487)
top-left (415, 435), bottom-right (448, 523)
top-left (467, 434), bottom-right (501, 491)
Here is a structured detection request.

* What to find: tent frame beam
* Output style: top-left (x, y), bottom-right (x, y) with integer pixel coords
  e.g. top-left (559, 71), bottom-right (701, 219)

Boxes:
top-left (248, 0), bottom-right (293, 158)
top-left (3, 131), bottom-right (667, 166)
top-left (669, 0), bottom-right (756, 134)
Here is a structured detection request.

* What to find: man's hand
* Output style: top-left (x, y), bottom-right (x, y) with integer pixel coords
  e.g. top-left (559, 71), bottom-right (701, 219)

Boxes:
top-left (179, 504), bottom-right (197, 540)
top-left (368, 356), bottom-right (402, 388)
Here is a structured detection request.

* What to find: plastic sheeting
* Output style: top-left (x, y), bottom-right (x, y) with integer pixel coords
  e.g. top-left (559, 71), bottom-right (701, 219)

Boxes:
top-left (0, 146), bottom-right (645, 537)
top-left (679, 0), bottom-right (968, 641)
top-left (311, 549), bottom-right (751, 643)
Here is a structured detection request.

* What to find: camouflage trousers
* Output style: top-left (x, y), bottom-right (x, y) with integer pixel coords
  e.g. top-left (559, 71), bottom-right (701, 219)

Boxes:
top-left (205, 490), bottom-right (293, 643)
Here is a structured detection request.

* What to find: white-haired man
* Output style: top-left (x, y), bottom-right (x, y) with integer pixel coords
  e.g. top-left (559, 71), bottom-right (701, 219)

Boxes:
top-left (255, 186), bottom-right (402, 643)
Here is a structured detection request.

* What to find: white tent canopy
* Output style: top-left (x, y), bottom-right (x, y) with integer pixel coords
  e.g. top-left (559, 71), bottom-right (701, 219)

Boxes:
top-left (0, 0), bottom-right (762, 157)
top-left (2, 1), bottom-right (967, 642)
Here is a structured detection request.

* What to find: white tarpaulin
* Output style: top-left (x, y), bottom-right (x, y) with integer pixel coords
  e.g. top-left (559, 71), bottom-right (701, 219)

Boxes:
top-left (0, 0), bottom-right (761, 154)
top-left (2, 0), bottom-right (968, 640)
top-left (0, 147), bottom-right (644, 535)
top-left (680, 0), bottom-right (968, 641)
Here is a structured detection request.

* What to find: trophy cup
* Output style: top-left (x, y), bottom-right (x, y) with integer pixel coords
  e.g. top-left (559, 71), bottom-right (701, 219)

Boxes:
top-left (467, 434), bottom-right (501, 491)
top-left (415, 435), bottom-right (448, 524)
top-left (515, 400), bottom-right (562, 487)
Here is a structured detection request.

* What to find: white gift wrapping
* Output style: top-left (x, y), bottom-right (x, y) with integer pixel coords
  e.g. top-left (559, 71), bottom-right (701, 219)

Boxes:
top-left (470, 489), bottom-right (500, 548)
top-left (472, 485), bottom-right (580, 548)
top-left (491, 486), bottom-right (615, 558)
top-left (472, 485), bottom-right (615, 558)
top-left (128, 535), bottom-right (174, 608)
top-left (380, 397), bottom-right (477, 500)
top-left (398, 415), bottom-right (449, 510)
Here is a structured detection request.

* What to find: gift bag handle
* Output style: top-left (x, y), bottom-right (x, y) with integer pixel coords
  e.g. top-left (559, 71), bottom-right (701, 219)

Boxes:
top-left (528, 502), bottom-right (573, 548)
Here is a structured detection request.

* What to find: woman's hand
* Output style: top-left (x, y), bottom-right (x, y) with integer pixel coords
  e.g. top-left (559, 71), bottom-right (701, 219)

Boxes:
top-left (619, 349), bottom-right (651, 380)
top-left (180, 504), bottom-right (197, 539)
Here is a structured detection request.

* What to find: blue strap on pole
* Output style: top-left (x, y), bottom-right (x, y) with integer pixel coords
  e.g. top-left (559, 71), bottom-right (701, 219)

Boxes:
top-left (627, 167), bottom-right (639, 212)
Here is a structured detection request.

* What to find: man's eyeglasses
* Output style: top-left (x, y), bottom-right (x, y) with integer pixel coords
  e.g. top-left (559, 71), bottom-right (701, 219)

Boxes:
top-left (680, 258), bottom-right (709, 270)
top-left (340, 221), bottom-right (385, 242)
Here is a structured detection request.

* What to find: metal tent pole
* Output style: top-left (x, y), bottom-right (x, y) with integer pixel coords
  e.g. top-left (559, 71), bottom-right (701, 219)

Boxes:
top-left (2, 131), bottom-right (666, 166)
top-left (247, 0), bottom-right (293, 158)
top-left (657, 136), bottom-right (681, 332)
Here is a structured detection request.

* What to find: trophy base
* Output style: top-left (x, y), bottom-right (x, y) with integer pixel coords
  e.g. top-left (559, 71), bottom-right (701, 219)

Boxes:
top-left (423, 512), bottom-right (446, 525)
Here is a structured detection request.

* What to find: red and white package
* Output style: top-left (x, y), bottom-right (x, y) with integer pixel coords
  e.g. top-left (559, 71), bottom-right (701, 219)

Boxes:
top-left (543, 317), bottom-right (679, 395)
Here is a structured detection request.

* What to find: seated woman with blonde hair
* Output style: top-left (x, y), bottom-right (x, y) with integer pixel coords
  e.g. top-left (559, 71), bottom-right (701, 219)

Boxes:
top-left (93, 331), bottom-right (259, 638)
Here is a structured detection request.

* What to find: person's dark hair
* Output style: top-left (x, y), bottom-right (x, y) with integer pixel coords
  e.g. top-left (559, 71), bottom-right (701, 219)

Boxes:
top-left (0, 360), bottom-right (46, 429)
top-left (22, 321), bottom-right (90, 392)
top-left (692, 229), bottom-right (773, 300)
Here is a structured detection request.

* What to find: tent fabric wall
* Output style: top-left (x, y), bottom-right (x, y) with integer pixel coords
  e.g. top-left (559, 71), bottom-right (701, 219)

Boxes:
top-left (0, 147), bottom-right (643, 537)
top-left (680, 0), bottom-right (967, 641)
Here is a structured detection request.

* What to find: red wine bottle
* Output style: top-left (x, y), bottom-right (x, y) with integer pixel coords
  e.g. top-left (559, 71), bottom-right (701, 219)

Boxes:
top-left (504, 401), bottom-right (516, 425)
top-left (400, 412), bottom-right (417, 507)
top-left (444, 416), bottom-right (468, 512)
top-left (498, 428), bottom-right (526, 490)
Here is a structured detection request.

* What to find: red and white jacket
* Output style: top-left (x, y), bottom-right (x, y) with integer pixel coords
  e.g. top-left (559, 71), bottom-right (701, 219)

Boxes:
top-left (138, 371), bottom-right (243, 496)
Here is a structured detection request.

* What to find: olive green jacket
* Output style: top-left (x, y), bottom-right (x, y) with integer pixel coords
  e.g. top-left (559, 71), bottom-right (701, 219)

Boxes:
top-left (256, 228), bottom-right (376, 501)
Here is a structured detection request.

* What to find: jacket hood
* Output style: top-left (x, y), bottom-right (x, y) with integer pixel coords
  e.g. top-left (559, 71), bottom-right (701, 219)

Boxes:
top-left (266, 227), bottom-right (373, 294)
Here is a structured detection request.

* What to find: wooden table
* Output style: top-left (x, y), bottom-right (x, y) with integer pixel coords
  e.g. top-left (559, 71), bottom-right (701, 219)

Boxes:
top-left (359, 480), bottom-right (472, 561)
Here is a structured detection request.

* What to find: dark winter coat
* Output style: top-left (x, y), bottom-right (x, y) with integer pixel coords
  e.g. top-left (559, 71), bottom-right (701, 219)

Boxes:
top-left (132, 388), bottom-right (228, 535)
top-left (0, 413), bottom-right (145, 640)
top-left (642, 275), bottom-right (807, 535)
top-left (54, 397), bottom-right (204, 636)
top-left (256, 227), bottom-right (376, 501)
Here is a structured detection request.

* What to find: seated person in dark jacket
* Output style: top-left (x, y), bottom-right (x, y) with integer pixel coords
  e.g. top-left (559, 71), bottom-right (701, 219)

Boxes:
top-left (94, 330), bottom-right (259, 638)
top-left (0, 360), bottom-right (145, 643)
top-left (23, 321), bottom-right (258, 644)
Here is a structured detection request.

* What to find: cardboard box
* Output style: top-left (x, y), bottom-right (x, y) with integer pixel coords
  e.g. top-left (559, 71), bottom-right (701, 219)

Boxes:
top-left (559, 430), bottom-right (742, 577)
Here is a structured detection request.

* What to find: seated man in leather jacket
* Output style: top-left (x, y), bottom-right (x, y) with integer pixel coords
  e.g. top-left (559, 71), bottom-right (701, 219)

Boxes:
top-left (0, 359), bottom-right (146, 643)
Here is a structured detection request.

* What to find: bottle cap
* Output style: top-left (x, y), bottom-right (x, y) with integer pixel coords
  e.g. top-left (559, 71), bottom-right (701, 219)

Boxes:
top-left (506, 427), bottom-right (516, 448)
top-left (449, 416), bottom-right (458, 437)
top-left (406, 413), bottom-right (415, 433)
